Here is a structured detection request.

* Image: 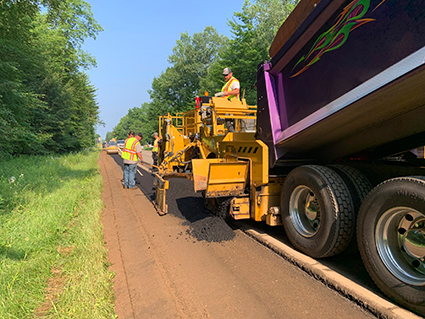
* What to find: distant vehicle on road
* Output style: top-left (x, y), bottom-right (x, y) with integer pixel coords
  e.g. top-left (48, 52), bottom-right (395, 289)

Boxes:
top-left (117, 140), bottom-right (125, 149)
top-left (105, 141), bottom-right (119, 154)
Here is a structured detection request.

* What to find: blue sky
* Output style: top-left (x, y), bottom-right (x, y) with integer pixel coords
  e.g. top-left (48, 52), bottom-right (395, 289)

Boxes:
top-left (83, 0), bottom-right (247, 139)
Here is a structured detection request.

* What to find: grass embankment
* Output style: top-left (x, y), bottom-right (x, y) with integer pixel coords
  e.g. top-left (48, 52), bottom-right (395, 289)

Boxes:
top-left (0, 149), bottom-right (115, 318)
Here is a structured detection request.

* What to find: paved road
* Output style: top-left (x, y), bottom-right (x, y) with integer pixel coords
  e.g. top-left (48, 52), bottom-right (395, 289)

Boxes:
top-left (99, 151), bottom-right (377, 319)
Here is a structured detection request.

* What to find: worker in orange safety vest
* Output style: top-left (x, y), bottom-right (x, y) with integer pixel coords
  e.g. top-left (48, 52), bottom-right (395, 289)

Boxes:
top-left (217, 67), bottom-right (240, 100)
top-left (215, 67), bottom-right (240, 132)
top-left (121, 131), bottom-right (143, 189)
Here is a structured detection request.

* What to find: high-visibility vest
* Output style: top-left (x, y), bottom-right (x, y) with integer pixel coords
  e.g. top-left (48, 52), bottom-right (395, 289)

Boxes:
top-left (122, 137), bottom-right (139, 161)
top-left (221, 77), bottom-right (240, 100)
top-left (152, 137), bottom-right (159, 152)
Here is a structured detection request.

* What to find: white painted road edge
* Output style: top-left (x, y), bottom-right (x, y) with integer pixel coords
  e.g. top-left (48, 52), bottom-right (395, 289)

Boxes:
top-left (237, 222), bottom-right (422, 319)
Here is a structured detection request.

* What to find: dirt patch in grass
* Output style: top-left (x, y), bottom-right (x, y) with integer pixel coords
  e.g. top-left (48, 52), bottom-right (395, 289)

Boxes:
top-left (34, 267), bottom-right (66, 318)
top-left (56, 245), bottom-right (75, 256)
top-left (35, 244), bottom-right (75, 317)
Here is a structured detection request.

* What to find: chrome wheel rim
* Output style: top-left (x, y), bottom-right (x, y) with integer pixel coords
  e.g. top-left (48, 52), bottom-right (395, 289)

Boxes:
top-left (289, 185), bottom-right (321, 237)
top-left (376, 207), bottom-right (425, 286)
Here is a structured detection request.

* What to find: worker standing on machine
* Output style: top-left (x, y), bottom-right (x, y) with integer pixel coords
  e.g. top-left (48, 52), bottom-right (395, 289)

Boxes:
top-left (152, 132), bottom-right (159, 171)
top-left (215, 67), bottom-right (240, 132)
top-left (217, 67), bottom-right (240, 100)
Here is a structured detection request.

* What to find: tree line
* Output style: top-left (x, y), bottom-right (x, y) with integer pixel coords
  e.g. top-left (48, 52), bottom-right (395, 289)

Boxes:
top-left (0, 0), bottom-right (102, 158)
top-left (109, 0), bottom-right (298, 144)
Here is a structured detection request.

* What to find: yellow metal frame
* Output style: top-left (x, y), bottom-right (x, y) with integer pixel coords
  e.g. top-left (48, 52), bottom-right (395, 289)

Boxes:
top-left (199, 97), bottom-right (257, 138)
top-left (157, 97), bottom-right (257, 174)
top-left (230, 197), bottom-right (250, 220)
top-left (192, 158), bottom-right (249, 197)
top-left (153, 174), bottom-right (169, 215)
top-left (158, 112), bottom-right (200, 173)
top-left (251, 176), bottom-right (285, 224)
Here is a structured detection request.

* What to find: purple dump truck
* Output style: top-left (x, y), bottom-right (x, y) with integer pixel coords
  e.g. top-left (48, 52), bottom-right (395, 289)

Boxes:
top-left (256, 0), bottom-right (425, 315)
top-left (258, 0), bottom-right (425, 166)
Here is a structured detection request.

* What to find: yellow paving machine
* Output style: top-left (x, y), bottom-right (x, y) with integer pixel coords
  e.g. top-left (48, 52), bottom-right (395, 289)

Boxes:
top-left (154, 95), bottom-right (280, 225)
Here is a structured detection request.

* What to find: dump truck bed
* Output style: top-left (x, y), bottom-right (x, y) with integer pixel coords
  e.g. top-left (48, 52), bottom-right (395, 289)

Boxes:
top-left (257, 0), bottom-right (425, 167)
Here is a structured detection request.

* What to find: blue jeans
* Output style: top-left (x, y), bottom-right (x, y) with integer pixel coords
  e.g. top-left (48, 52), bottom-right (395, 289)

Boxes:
top-left (123, 163), bottom-right (137, 188)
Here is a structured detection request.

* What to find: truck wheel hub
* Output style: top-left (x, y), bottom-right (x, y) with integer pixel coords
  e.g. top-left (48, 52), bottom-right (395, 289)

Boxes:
top-left (376, 207), bottom-right (425, 286)
top-left (289, 186), bottom-right (321, 238)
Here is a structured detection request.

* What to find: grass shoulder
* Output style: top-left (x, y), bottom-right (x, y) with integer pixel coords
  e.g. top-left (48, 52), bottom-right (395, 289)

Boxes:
top-left (0, 148), bottom-right (115, 318)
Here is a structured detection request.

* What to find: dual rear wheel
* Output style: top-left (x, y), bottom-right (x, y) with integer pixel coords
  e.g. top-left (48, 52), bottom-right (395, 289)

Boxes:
top-left (357, 177), bottom-right (425, 315)
top-left (281, 166), bottom-right (425, 314)
top-left (281, 165), bottom-right (359, 258)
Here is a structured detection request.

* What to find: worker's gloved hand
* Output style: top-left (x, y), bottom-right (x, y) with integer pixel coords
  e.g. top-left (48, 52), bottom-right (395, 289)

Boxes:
top-left (214, 92), bottom-right (224, 97)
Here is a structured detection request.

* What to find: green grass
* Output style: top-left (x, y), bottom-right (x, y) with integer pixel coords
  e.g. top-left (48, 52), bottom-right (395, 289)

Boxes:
top-left (0, 149), bottom-right (115, 318)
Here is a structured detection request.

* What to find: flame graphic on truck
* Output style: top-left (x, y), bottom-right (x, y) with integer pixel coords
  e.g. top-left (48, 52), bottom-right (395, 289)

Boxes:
top-left (291, 0), bottom-right (388, 78)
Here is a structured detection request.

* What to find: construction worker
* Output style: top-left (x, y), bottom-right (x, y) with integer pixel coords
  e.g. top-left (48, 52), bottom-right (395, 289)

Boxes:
top-left (121, 131), bottom-right (143, 189)
top-left (215, 67), bottom-right (240, 100)
top-left (215, 67), bottom-right (240, 132)
top-left (152, 132), bottom-right (159, 170)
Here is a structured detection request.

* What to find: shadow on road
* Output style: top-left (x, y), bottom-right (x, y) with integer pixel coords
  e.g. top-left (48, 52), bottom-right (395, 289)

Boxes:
top-left (109, 154), bottom-right (236, 242)
top-left (168, 180), bottom-right (236, 242)
top-left (175, 196), bottom-right (206, 223)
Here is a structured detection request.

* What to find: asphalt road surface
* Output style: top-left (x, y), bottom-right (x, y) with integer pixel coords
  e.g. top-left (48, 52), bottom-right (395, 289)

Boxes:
top-left (99, 151), bottom-right (379, 319)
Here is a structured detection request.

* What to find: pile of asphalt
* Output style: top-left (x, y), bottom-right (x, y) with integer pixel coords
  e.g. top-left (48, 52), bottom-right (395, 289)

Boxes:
top-left (167, 179), bottom-right (235, 243)
top-left (184, 216), bottom-right (235, 242)
top-left (111, 155), bottom-right (235, 242)
top-left (128, 162), bottom-right (236, 243)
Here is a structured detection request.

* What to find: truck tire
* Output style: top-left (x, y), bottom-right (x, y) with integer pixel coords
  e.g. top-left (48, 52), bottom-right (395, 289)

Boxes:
top-left (329, 165), bottom-right (373, 254)
top-left (357, 177), bottom-right (425, 316)
top-left (330, 165), bottom-right (372, 209)
top-left (281, 165), bottom-right (355, 258)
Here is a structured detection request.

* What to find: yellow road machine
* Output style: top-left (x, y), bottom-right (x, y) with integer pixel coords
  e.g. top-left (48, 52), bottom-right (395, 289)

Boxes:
top-left (154, 95), bottom-right (282, 227)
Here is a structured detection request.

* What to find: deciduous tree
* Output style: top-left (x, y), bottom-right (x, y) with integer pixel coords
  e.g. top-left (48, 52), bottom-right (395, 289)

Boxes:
top-left (0, 0), bottom-right (103, 157)
top-left (146, 27), bottom-right (227, 127)
top-left (201, 0), bottom-right (298, 105)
